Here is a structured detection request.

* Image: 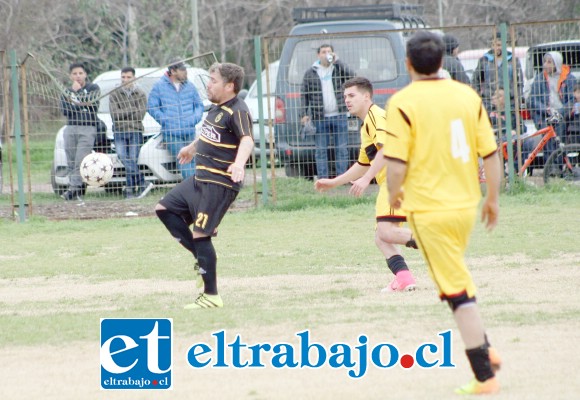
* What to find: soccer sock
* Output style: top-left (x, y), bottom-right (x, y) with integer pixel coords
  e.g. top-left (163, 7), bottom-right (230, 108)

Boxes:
top-left (453, 302), bottom-right (493, 381)
top-left (465, 345), bottom-right (495, 382)
top-left (386, 255), bottom-right (409, 275)
top-left (156, 209), bottom-right (198, 258)
top-left (194, 237), bottom-right (218, 295)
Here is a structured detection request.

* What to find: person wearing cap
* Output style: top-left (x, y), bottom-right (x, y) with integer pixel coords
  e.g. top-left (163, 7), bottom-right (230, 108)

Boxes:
top-left (528, 51), bottom-right (576, 161)
top-left (472, 32), bottom-right (524, 113)
top-left (148, 58), bottom-right (204, 179)
top-left (441, 34), bottom-right (470, 84)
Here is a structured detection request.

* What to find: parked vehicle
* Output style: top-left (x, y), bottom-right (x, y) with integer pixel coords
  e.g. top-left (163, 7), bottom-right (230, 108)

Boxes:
top-left (240, 60), bottom-right (279, 157)
top-left (274, 4), bottom-right (426, 178)
top-left (51, 66), bottom-right (211, 195)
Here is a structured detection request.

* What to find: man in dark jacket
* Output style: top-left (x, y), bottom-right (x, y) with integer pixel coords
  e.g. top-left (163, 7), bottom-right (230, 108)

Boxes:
top-left (300, 44), bottom-right (355, 178)
top-left (110, 67), bottom-right (150, 199)
top-left (442, 34), bottom-right (470, 84)
top-left (60, 62), bottom-right (100, 201)
top-left (472, 33), bottom-right (523, 112)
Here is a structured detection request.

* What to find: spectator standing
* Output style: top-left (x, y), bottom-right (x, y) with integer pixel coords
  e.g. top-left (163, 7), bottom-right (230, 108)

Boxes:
top-left (301, 44), bottom-right (355, 178)
top-left (472, 33), bottom-right (524, 112)
top-left (110, 67), bottom-right (152, 199)
top-left (442, 34), bottom-right (470, 84)
top-left (529, 51), bottom-right (576, 158)
top-left (60, 62), bottom-right (100, 202)
top-left (148, 58), bottom-right (204, 179)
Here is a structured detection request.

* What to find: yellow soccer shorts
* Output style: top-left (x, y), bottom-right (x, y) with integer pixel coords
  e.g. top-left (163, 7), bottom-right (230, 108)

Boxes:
top-left (407, 208), bottom-right (478, 300)
top-left (375, 184), bottom-right (406, 223)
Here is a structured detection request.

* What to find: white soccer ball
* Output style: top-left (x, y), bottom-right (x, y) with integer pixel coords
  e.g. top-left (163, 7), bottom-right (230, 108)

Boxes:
top-left (80, 152), bottom-right (114, 187)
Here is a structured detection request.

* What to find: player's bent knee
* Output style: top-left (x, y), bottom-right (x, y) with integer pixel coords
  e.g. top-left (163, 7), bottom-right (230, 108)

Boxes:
top-left (446, 293), bottom-right (476, 311)
top-left (377, 227), bottom-right (396, 243)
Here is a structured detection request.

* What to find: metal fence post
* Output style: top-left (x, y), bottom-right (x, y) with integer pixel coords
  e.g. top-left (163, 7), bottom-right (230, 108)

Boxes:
top-left (9, 50), bottom-right (27, 222)
top-left (499, 23), bottom-right (515, 188)
top-left (254, 36), bottom-right (269, 205)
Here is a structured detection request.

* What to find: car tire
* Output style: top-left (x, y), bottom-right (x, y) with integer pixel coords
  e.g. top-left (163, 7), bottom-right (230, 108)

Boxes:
top-left (284, 162), bottom-right (316, 180)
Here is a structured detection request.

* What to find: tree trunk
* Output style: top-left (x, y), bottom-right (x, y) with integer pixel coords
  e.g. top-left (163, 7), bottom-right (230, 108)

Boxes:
top-left (128, 1), bottom-right (138, 66)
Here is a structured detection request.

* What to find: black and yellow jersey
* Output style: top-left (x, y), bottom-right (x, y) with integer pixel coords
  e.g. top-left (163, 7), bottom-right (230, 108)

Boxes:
top-left (357, 103), bottom-right (388, 185)
top-left (195, 97), bottom-right (253, 191)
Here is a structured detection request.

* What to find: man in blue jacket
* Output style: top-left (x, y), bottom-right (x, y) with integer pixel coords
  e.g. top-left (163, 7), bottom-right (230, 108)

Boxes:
top-left (148, 58), bottom-right (204, 179)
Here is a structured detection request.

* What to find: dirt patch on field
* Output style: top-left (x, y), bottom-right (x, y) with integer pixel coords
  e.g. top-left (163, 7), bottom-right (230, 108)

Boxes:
top-left (1, 257), bottom-right (580, 399)
top-left (0, 197), bottom-right (254, 221)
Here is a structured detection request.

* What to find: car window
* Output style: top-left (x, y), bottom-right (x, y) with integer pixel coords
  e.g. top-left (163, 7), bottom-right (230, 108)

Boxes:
top-left (95, 70), bottom-right (209, 114)
top-left (286, 36), bottom-right (397, 85)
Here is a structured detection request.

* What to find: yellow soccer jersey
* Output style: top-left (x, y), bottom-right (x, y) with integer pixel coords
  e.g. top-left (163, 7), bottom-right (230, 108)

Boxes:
top-left (357, 104), bottom-right (388, 185)
top-left (383, 79), bottom-right (497, 212)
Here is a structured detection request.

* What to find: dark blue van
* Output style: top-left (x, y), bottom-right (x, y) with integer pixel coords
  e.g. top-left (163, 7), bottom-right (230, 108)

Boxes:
top-left (274, 5), bottom-right (426, 178)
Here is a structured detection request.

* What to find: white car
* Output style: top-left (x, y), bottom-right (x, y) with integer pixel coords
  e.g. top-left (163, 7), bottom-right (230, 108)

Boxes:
top-left (51, 67), bottom-right (211, 195)
top-left (241, 60), bottom-right (279, 158)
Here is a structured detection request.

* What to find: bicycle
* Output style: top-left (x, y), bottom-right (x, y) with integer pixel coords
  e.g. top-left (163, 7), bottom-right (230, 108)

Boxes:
top-left (499, 114), bottom-right (580, 184)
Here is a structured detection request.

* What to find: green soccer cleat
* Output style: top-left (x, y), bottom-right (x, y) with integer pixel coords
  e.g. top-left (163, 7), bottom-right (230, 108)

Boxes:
top-left (184, 293), bottom-right (224, 309)
top-left (454, 377), bottom-right (499, 395)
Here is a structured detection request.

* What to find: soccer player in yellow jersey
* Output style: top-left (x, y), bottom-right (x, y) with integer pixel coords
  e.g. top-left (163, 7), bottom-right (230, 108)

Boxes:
top-left (315, 77), bottom-right (418, 292)
top-left (383, 31), bottom-right (502, 395)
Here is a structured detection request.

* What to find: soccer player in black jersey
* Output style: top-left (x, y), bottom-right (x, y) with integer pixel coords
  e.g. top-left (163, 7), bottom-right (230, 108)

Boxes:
top-left (154, 63), bottom-right (254, 309)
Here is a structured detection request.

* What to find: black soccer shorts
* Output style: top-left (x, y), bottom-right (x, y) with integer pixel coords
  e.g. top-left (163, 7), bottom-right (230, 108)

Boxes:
top-left (159, 177), bottom-right (238, 236)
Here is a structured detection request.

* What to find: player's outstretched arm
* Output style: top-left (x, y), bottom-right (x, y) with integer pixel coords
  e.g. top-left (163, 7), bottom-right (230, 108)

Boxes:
top-left (350, 153), bottom-right (387, 197)
top-left (228, 136), bottom-right (254, 183)
top-left (315, 163), bottom-right (368, 193)
top-left (177, 140), bottom-right (197, 164)
top-left (481, 151), bottom-right (501, 231)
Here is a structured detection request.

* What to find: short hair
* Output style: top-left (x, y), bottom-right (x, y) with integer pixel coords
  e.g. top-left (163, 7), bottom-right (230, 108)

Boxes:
top-left (121, 66), bottom-right (136, 75)
top-left (69, 62), bottom-right (86, 73)
top-left (343, 76), bottom-right (373, 95)
top-left (317, 44), bottom-right (334, 53)
top-left (406, 31), bottom-right (444, 75)
top-left (209, 62), bottom-right (245, 94)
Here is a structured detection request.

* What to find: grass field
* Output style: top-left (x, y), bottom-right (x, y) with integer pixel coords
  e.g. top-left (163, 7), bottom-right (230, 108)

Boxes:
top-left (0, 184), bottom-right (579, 399)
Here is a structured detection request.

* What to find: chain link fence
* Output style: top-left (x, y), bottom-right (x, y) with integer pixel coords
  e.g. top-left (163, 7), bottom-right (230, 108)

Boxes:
top-left (259, 18), bottom-right (580, 187)
top-left (2, 18), bottom-right (579, 221)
